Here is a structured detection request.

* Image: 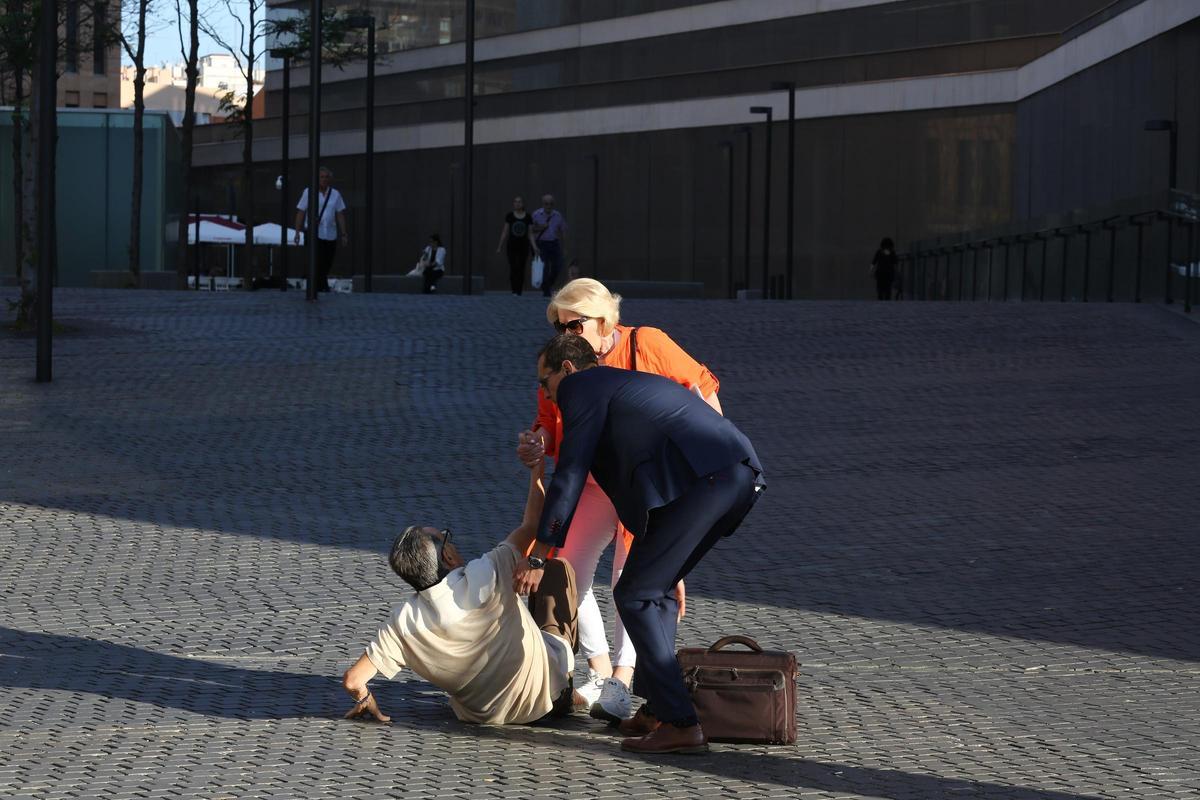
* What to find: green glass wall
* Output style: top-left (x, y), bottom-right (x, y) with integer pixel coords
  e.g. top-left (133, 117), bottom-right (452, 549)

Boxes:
top-left (0, 108), bottom-right (179, 286)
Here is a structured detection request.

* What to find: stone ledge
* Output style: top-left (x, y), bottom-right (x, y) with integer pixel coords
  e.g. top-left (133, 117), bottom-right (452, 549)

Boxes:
top-left (598, 280), bottom-right (705, 299)
top-left (91, 271), bottom-right (180, 290)
top-left (352, 274), bottom-right (485, 294)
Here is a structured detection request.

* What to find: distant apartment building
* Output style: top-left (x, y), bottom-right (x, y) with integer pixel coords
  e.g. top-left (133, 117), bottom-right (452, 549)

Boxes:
top-left (119, 55), bottom-right (266, 125)
top-left (59, 0), bottom-right (121, 108)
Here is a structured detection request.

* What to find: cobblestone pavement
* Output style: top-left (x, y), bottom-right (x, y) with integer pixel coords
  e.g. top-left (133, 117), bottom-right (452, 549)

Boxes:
top-left (1, 289), bottom-right (1198, 800)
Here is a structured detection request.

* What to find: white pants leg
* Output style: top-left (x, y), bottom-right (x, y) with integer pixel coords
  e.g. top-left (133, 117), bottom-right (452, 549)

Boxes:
top-left (609, 537), bottom-right (637, 669)
top-left (553, 479), bottom-right (619, 662)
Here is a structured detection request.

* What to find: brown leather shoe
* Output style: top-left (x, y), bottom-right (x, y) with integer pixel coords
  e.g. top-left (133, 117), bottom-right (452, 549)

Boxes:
top-left (617, 706), bottom-right (659, 736)
top-left (621, 723), bottom-right (709, 754)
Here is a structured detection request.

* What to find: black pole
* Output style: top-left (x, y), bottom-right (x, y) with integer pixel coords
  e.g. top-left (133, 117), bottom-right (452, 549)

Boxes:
top-left (1001, 239), bottom-right (1010, 301)
top-left (35, 0), bottom-right (57, 382)
top-left (1060, 231), bottom-right (1070, 303)
top-left (1165, 215), bottom-right (1174, 305)
top-left (771, 82), bottom-right (796, 300)
top-left (1106, 223), bottom-right (1117, 303)
top-left (591, 154), bottom-right (600, 278)
top-left (280, 54), bottom-right (290, 290)
top-left (1134, 220), bottom-right (1145, 303)
top-left (957, 248), bottom-right (964, 301)
top-left (739, 126), bottom-right (752, 295)
top-left (306, 0), bottom-right (322, 301)
top-left (720, 142), bottom-right (734, 299)
top-left (986, 244), bottom-right (994, 302)
top-left (1019, 238), bottom-right (1029, 301)
top-left (749, 107), bottom-right (773, 298)
top-left (364, 23), bottom-right (375, 292)
top-left (1186, 219), bottom-right (1194, 314)
top-left (972, 246), bottom-right (979, 301)
top-left (1039, 234), bottom-right (1048, 301)
top-left (463, 0), bottom-right (475, 295)
top-left (1081, 227), bottom-right (1091, 302)
top-left (192, 198), bottom-right (200, 289)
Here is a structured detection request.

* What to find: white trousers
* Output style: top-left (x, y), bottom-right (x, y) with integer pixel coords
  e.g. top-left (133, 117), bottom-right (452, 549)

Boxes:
top-left (555, 478), bottom-right (637, 668)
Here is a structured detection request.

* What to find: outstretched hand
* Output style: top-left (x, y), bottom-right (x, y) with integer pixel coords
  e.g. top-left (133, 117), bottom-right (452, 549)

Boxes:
top-left (513, 561), bottom-right (544, 596)
top-left (344, 691), bottom-right (390, 723)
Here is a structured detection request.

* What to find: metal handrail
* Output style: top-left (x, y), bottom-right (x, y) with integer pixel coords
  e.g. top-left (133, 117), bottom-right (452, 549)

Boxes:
top-left (903, 190), bottom-right (1199, 309)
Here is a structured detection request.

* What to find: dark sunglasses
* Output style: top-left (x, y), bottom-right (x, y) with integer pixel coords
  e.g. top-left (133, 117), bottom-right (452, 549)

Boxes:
top-left (437, 528), bottom-right (452, 562)
top-left (553, 316), bottom-right (590, 335)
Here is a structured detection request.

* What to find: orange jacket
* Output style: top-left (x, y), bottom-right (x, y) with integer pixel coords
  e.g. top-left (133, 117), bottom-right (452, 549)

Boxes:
top-left (532, 324), bottom-right (721, 555)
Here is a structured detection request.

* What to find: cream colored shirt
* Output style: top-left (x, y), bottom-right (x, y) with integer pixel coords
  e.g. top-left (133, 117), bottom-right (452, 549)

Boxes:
top-left (365, 542), bottom-right (572, 725)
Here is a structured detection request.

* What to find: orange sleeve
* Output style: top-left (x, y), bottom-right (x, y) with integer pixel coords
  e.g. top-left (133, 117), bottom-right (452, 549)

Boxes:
top-left (533, 390), bottom-right (564, 458)
top-left (632, 327), bottom-right (720, 398)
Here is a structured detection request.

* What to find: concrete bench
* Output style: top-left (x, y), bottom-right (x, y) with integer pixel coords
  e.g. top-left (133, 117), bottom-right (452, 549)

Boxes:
top-left (598, 280), bottom-right (706, 299)
top-left (91, 271), bottom-right (180, 290)
top-left (352, 274), bottom-right (485, 294)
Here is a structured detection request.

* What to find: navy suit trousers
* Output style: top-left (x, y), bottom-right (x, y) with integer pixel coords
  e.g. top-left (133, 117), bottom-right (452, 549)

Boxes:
top-left (613, 461), bottom-right (760, 726)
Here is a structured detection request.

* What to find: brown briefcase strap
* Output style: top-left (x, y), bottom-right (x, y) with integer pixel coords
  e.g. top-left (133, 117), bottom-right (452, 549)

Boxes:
top-left (709, 635), bottom-right (763, 653)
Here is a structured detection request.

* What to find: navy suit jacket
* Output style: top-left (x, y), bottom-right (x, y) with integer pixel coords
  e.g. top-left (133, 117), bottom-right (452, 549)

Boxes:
top-left (537, 366), bottom-right (763, 547)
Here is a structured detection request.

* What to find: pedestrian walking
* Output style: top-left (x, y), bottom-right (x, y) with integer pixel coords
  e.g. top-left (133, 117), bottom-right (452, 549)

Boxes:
top-left (496, 196), bottom-right (540, 295)
top-left (532, 195), bottom-right (568, 298)
top-left (293, 166), bottom-right (348, 293)
top-left (870, 237), bottom-right (898, 300)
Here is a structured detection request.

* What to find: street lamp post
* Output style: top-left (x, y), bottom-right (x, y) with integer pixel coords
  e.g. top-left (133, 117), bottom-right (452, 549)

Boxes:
top-left (463, 0), bottom-right (476, 294)
top-left (771, 81), bottom-right (796, 299)
top-left (269, 49), bottom-right (292, 291)
top-left (736, 125), bottom-right (752, 295)
top-left (36, 0), bottom-right (57, 381)
top-left (1145, 119), bottom-right (1177, 304)
top-left (749, 105), bottom-right (773, 299)
top-left (718, 141), bottom-right (734, 299)
top-left (345, 15), bottom-right (376, 292)
top-left (305, 0), bottom-right (323, 301)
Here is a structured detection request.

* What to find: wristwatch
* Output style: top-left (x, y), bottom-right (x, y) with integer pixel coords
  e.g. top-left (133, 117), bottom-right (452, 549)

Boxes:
top-left (527, 555), bottom-right (546, 570)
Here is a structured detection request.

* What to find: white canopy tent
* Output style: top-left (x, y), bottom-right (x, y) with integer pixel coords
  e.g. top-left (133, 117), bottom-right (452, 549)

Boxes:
top-left (251, 222), bottom-right (305, 246)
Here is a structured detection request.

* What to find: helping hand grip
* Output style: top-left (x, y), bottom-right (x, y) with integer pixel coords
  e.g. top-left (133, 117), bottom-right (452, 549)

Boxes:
top-left (708, 635), bottom-right (763, 653)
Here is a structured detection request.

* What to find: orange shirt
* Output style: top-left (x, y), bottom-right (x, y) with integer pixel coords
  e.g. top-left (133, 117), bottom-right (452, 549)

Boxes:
top-left (532, 324), bottom-right (720, 458)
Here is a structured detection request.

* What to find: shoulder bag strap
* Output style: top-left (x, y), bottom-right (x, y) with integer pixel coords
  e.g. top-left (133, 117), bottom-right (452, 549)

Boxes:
top-left (628, 327), bottom-right (639, 372)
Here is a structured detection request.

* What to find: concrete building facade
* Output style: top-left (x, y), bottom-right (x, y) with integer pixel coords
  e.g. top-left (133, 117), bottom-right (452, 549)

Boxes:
top-left (192, 0), bottom-right (1200, 298)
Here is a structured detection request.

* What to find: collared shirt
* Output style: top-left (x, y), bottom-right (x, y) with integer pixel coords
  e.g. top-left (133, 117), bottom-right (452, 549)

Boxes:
top-left (532, 208), bottom-right (567, 242)
top-left (364, 542), bottom-right (572, 725)
top-left (296, 187), bottom-right (346, 241)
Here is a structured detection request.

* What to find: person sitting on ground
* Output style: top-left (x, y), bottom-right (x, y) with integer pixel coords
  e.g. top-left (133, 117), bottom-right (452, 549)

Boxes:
top-left (341, 459), bottom-right (579, 725)
top-left (419, 234), bottom-right (447, 294)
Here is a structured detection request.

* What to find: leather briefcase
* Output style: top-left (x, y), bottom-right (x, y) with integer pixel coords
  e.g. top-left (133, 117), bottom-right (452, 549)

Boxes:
top-left (677, 635), bottom-right (798, 744)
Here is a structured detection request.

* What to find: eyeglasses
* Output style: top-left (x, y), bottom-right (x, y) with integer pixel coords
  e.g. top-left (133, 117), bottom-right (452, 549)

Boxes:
top-left (437, 528), bottom-right (452, 563)
top-left (537, 370), bottom-right (556, 391)
top-left (553, 316), bottom-right (590, 335)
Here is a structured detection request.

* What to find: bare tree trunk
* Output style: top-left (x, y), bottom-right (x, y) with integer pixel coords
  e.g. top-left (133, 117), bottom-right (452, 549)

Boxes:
top-left (17, 65), bottom-right (38, 327)
top-left (173, 0), bottom-right (199, 288)
top-left (240, 1), bottom-right (255, 288)
top-left (127, 0), bottom-right (148, 280)
top-left (9, 73), bottom-right (23, 284)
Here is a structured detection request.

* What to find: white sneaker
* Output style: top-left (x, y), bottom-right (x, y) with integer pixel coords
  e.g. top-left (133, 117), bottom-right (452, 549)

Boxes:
top-left (574, 670), bottom-right (605, 711)
top-left (590, 677), bottom-right (632, 723)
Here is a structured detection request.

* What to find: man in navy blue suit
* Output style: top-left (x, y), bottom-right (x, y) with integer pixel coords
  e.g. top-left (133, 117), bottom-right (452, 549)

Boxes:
top-left (513, 334), bottom-right (764, 754)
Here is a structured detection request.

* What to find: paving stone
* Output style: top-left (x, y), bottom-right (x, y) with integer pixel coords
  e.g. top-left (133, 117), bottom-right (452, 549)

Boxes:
top-left (1, 290), bottom-right (1198, 799)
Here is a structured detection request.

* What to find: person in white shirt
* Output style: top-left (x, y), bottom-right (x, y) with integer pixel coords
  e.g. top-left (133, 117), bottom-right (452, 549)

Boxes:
top-left (293, 167), bottom-right (348, 293)
top-left (341, 456), bottom-right (580, 725)
top-left (419, 233), bottom-right (447, 294)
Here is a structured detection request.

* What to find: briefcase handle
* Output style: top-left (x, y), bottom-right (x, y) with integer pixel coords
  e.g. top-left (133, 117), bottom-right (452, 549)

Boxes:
top-left (709, 635), bottom-right (763, 653)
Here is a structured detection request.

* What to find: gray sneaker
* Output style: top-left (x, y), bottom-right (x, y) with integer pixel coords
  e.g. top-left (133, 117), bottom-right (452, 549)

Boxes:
top-left (590, 677), bottom-right (632, 723)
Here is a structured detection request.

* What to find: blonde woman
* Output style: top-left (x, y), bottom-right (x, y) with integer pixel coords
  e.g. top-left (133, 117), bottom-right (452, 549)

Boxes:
top-left (517, 278), bottom-right (722, 723)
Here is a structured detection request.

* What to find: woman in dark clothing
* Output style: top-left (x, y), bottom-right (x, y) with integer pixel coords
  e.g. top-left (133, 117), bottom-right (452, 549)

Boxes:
top-left (496, 196), bottom-right (540, 295)
top-left (871, 237), bottom-right (898, 300)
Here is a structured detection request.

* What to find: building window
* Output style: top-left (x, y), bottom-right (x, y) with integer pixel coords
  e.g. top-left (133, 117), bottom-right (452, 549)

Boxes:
top-left (93, 2), bottom-right (107, 75)
top-left (65, 0), bottom-right (79, 73)
top-left (65, 90), bottom-right (80, 107)
top-left (93, 92), bottom-right (108, 107)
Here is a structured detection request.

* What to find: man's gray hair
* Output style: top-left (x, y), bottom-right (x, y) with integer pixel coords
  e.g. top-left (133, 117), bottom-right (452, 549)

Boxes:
top-left (319, 166), bottom-right (333, 178)
top-left (389, 526), bottom-right (440, 590)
